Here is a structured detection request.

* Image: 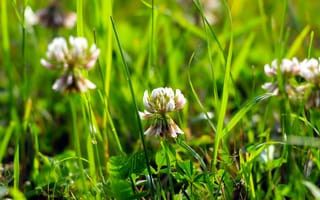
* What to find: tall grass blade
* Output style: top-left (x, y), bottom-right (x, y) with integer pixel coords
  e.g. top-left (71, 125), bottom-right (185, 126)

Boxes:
top-left (212, 0), bottom-right (233, 171)
top-left (286, 25), bottom-right (310, 58)
top-left (187, 51), bottom-right (217, 133)
top-left (110, 17), bottom-right (154, 196)
top-left (0, 122), bottom-right (15, 164)
top-left (307, 31), bottom-right (314, 58)
top-left (77, 0), bottom-right (84, 36)
top-left (223, 93), bottom-right (273, 136)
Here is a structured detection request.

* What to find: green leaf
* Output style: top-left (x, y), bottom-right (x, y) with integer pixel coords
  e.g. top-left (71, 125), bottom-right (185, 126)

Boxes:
top-left (128, 151), bottom-right (147, 175)
top-left (107, 155), bottom-right (129, 179)
top-left (110, 179), bottom-right (133, 200)
top-left (155, 149), bottom-right (166, 170)
top-left (177, 160), bottom-right (193, 179)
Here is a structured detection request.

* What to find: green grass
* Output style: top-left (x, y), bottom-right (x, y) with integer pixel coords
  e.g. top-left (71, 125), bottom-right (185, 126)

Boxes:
top-left (1, 0), bottom-right (320, 199)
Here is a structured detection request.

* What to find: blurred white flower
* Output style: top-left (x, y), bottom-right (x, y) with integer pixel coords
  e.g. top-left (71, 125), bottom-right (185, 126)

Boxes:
top-left (262, 82), bottom-right (308, 99)
top-left (52, 72), bottom-right (96, 93)
top-left (202, 0), bottom-right (221, 24)
top-left (24, 6), bottom-right (39, 29)
top-left (24, 1), bottom-right (76, 29)
top-left (139, 87), bottom-right (186, 138)
top-left (299, 58), bottom-right (320, 85)
top-left (41, 36), bottom-right (100, 93)
top-left (176, 0), bottom-right (221, 25)
top-left (262, 57), bottom-right (310, 99)
top-left (264, 58), bottom-right (301, 77)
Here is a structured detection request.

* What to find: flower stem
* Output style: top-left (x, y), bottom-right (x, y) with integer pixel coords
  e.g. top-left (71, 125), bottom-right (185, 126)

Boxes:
top-left (160, 139), bottom-right (174, 199)
top-left (69, 96), bottom-right (87, 192)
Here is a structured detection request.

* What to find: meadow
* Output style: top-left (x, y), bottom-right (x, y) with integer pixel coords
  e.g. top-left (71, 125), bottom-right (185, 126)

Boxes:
top-left (1, 0), bottom-right (320, 199)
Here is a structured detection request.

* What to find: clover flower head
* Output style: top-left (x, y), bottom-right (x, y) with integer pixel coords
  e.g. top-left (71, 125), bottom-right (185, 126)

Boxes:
top-left (143, 87), bottom-right (186, 114)
top-left (41, 36), bottom-right (100, 93)
top-left (140, 87), bottom-right (186, 138)
top-left (264, 57), bottom-right (300, 77)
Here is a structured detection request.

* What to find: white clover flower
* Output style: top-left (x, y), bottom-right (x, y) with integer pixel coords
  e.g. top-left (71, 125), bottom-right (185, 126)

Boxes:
top-left (139, 87), bottom-right (186, 138)
top-left (261, 82), bottom-right (307, 99)
top-left (299, 58), bottom-right (320, 85)
top-left (142, 87), bottom-right (186, 114)
top-left (264, 57), bottom-right (301, 77)
top-left (24, 2), bottom-right (76, 29)
top-left (262, 57), bottom-right (311, 99)
top-left (41, 36), bottom-right (100, 93)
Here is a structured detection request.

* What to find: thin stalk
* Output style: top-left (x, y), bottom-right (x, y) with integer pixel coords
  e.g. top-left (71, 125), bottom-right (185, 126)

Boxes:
top-left (97, 91), bottom-right (124, 155)
top-left (187, 51), bottom-right (217, 133)
top-left (147, 0), bottom-right (155, 79)
top-left (22, 2), bottom-right (29, 101)
top-left (307, 31), bottom-right (314, 59)
top-left (176, 138), bottom-right (214, 199)
top-left (0, 122), bottom-right (15, 163)
top-left (69, 96), bottom-right (87, 192)
top-left (160, 140), bottom-right (174, 199)
top-left (81, 100), bottom-right (96, 181)
top-left (212, 0), bottom-right (233, 172)
top-left (77, 0), bottom-right (84, 36)
top-left (103, 0), bottom-right (113, 96)
top-left (83, 93), bottom-right (107, 182)
top-left (110, 17), bottom-right (154, 197)
top-left (1, 0), bottom-right (15, 119)
top-left (13, 135), bottom-right (20, 190)
top-left (193, 0), bottom-right (224, 112)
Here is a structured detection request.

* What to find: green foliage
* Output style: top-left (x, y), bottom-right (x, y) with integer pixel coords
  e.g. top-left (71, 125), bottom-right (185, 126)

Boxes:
top-left (1, 0), bottom-right (320, 199)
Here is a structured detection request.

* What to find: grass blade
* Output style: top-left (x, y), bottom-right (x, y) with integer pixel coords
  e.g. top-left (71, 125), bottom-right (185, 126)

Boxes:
top-left (110, 16), bottom-right (154, 196)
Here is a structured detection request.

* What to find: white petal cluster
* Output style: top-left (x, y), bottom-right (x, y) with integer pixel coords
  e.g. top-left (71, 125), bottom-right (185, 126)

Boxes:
top-left (139, 87), bottom-right (186, 138)
top-left (41, 36), bottom-right (100, 70)
top-left (41, 36), bottom-right (100, 93)
top-left (69, 36), bottom-right (88, 61)
top-left (264, 58), bottom-right (301, 77)
top-left (299, 58), bottom-right (320, 85)
top-left (46, 37), bottom-right (68, 63)
top-left (52, 72), bottom-right (96, 93)
top-left (262, 57), bottom-right (320, 107)
top-left (143, 87), bottom-right (186, 114)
